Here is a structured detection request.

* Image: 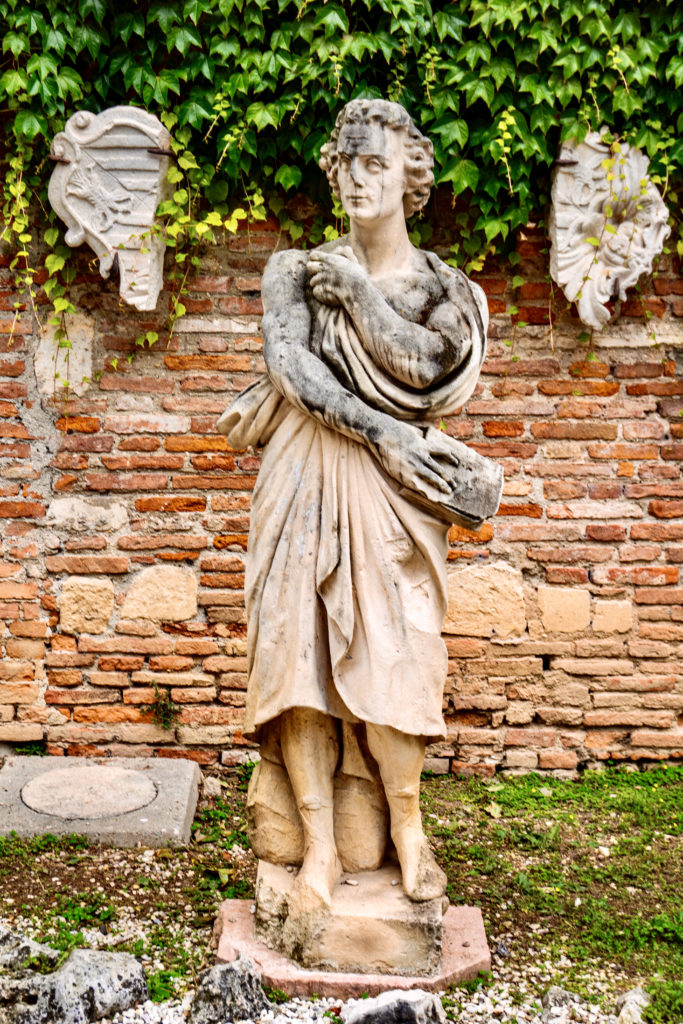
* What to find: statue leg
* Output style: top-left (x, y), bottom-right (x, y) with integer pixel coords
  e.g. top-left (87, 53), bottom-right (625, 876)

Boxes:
top-left (280, 707), bottom-right (343, 913)
top-left (365, 723), bottom-right (447, 902)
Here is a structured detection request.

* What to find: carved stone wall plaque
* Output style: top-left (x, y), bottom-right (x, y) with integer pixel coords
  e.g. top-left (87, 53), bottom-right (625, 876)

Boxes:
top-left (549, 131), bottom-right (670, 329)
top-left (48, 106), bottom-right (172, 311)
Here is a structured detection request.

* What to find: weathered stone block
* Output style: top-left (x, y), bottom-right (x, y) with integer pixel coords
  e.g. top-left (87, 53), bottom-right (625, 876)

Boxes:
top-left (59, 576), bottom-right (115, 634)
top-left (121, 565), bottom-right (198, 621)
top-left (593, 599), bottom-right (633, 634)
top-left (34, 313), bottom-right (94, 397)
top-left (255, 862), bottom-right (442, 976)
top-left (443, 562), bottom-right (525, 638)
top-left (538, 586), bottom-right (590, 633)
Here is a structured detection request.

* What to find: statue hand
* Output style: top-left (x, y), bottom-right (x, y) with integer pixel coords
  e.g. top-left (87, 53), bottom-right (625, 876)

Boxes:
top-left (307, 250), bottom-right (368, 307)
top-left (376, 422), bottom-right (459, 498)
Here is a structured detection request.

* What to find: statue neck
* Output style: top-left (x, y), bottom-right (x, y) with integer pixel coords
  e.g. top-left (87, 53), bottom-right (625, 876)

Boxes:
top-left (348, 210), bottom-right (412, 279)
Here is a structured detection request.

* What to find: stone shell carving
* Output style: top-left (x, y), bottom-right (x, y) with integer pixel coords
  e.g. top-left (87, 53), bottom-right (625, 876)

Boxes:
top-left (48, 106), bottom-right (172, 311)
top-left (549, 131), bottom-right (670, 329)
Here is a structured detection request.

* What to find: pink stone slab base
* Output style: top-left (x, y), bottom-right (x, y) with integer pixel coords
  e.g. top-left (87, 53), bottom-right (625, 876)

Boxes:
top-left (214, 900), bottom-right (490, 999)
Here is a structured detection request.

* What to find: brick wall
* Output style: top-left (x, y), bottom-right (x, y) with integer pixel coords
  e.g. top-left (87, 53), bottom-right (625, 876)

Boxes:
top-left (1, 201), bottom-right (682, 775)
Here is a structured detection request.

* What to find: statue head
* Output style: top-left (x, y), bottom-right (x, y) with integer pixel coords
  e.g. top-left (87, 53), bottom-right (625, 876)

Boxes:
top-left (319, 99), bottom-right (434, 218)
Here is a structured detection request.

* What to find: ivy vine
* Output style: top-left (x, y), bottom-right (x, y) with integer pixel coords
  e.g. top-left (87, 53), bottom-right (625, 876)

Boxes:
top-left (0, 0), bottom-right (681, 352)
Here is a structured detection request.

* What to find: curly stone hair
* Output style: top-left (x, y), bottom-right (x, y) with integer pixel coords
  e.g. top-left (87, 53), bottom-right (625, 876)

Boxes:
top-left (319, 99), bottom-right (434, 217)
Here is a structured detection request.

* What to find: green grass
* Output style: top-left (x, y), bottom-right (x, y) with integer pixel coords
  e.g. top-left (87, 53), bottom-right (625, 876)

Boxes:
top-left (423, 763), bottom-right (683, 1015)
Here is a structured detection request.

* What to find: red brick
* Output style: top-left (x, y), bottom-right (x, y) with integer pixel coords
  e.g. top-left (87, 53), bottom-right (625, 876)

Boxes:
top-left (592, 566), bottom-right (679, 585)
top-left (528, 545), bottom-right (611, 563)
top-left (588, 443), bottom-right (658, 460)
top-left (213, 534), bottom-right (249, 550)
top-left (117, 533), bottom-right (208, 551)
top-left (482, 421), bottom-right (523, 437)
top-left (118, 437), bottom-right (161, 451)
top-left (496, 503), bottom-right (543, 518)
top-left (45, 687), bottom-right (120, 705)
top-left (538, 381), bottom-right (619, 397)
top-left (45, 555), bottom-right (129, 574)
top-left (98, 656), bottom-right (145, 671)
top-left (538, 750), bottom-right (578, 770)
top-left (519, 282), bottom-right (551, 300)
top-left (0, 422), bottom-right (31, 439)
top-left (634, 587), bottom-right (683, 605)
top-left (512, 306), bottom-right (550, 325)
top-left (543, 481), bottom-right (586, 500)
top-left (100, 454), bottom-right (184, 471)
top-left (73, 707), bottom-right (155, 723)
top-left (505, 727), bottom-right (557, 747)
top-left (631, 523), bottom-right (683, 540)
top-left (55, 416), bottom-right (100, 433)
top-left (0, 360), bottom-right (25, 378)
top-left (186, 275), bottom-right (232, 292)
top-left (626, 382), bottom-right (683, 396)
top-left (482, 358), bottom-right (559, 376)
top-left (0, 500), bottom-right (46, 518)
top-left (546, 567), bottom-right (589, 584)
top-left (621, 297), bottom-right (666, 317)
top-left (165, 435), bottom-right (232, 452)
top-left (569, 360), bottom-right (610, 378)
top-left (98, 374), bottom-right (173, 393)
top-left (149, 655), bottom-right (195, 671)
top-left (649, 501), bottom-right (683, 519)
top-left (532, 423), bottom-right (618, 440)
top-left (662, 444), bottom-right (683, 461)
top-left (65, 536), bottom-right (107, 552)
top-left (59, 435), bottom-right (114, 452)
top-left (84, 472), bottom-right (169, 491)
top-left (164, 354), bottom-right (252, 372)
top-left (469, 442), bottom-right (537, 458)
top-left (172, 474), bottom-right (257, 490)
top-left (190, 455), bottom-right (238, 471)
top-left (135, 496), bottom-right (207, 512)
top-left (448, 523), bottom-right (494, 544)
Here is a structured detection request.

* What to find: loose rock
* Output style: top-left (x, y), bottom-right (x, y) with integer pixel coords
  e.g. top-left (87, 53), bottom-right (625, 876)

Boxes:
top-left (188, 956), bottom-right (271, 1024)
top-left (616, 988), bottom-right (650, 1024)
top-left (0, 948), bottom-right (147, 1024)
top-left (341, 989), bottom-right (446, 1024)
top-left (0, 924), bottom-right (59, 971)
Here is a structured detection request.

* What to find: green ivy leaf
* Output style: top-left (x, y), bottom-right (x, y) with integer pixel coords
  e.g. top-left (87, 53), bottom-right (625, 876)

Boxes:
top-left (438, 158), bottom-right (480, 195)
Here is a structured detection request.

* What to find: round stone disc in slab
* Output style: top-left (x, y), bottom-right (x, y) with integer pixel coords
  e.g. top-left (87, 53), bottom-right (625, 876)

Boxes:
top-left (21, 765), bottom-right (157, 820)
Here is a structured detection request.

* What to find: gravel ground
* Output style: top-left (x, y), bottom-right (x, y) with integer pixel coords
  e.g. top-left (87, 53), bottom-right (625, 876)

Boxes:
top-left (2, 908), bottom-right (632, 1024)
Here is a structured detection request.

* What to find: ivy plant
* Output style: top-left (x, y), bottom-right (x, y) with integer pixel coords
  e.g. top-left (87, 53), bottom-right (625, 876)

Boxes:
top-left (0, 0), bottom-right (681, 348)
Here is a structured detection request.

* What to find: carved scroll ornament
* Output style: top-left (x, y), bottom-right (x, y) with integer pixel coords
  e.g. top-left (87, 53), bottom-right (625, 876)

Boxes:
top-left (549, 131), bottom-right (670, 329)
top-left (48, 106), bottom-right (172, 311)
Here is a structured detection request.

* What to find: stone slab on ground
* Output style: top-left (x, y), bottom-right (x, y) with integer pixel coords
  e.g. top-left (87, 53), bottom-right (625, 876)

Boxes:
top-left (214, 898), bottom-right (490, 999)
top-left (0, 756), bottom-right (200, 847)
top-left (255, 862), bottom-right (442, 976)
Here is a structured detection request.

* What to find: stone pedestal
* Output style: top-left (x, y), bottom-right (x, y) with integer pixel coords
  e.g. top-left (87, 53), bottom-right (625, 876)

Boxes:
top-left (255, 862), bottom-right (442, 976)
top-left (213, 891), bottom-right (490, 1000)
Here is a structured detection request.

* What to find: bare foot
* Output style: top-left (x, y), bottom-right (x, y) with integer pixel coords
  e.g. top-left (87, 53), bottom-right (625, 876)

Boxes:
top-left (393, 825), bottom-right (447, 902)
top-left (287, 840), bottom-right (342, 917)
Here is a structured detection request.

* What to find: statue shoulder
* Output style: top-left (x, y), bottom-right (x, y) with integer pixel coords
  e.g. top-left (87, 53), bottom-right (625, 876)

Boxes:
top-left (262, 248), bottom-right (309, 304)
top-left (422, 250), bottom-right (488, 327)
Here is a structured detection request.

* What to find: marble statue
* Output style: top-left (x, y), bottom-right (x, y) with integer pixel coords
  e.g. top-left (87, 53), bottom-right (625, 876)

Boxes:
top-left (549, 130), bottom-right (670, 329)
top-left (218, 99), bottom-right (502, 970)
top-left (48, 106), bottom-right (172, 311)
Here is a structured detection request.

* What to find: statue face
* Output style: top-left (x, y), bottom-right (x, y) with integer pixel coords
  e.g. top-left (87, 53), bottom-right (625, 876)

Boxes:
top-left (336, 121), bottom-right (407, 223)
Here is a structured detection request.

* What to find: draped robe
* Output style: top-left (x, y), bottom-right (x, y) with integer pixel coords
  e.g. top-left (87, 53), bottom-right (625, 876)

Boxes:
top-left (218, 250), bottom-right (488, 744)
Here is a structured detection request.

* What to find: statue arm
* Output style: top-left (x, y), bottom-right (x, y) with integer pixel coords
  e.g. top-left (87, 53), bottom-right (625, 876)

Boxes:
top-left (261, 249), bottom-right (460, 498)
top-left (307, 251), bottom-right (472, 389)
